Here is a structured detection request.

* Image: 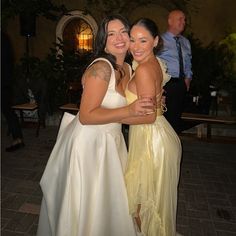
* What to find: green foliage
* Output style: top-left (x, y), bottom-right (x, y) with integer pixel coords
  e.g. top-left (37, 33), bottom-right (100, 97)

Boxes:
top-left (45, 39), bottom-right (92, 111)
top-left (220, 33), bottom-right (236, 54)
top-left (13, 40), bottom-right (92, 113)
top-left (85, 0), bottom-right (191, 18)
top-left (219, 33), bottom-right (236, 83)
top-left (188, 33), bottom-right (236, 94)
top-left (187, 33), bottom-right (236, 111)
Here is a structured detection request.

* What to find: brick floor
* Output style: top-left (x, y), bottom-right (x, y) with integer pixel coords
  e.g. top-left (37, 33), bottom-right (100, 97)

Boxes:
top-left (1, 121), bottom-right (236, 235)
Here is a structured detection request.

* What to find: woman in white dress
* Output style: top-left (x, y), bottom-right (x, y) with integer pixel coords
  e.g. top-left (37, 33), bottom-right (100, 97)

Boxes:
top-left (36, 15), bottom-right (155, 236)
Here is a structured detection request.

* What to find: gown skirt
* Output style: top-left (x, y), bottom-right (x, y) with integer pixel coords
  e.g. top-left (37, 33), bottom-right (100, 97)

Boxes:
top-left (37, 112), bottom-right (137, 236)
top-left (125, 90), bottom-right (182, 236)
top-left (37, 56), bottom-right (137, 236)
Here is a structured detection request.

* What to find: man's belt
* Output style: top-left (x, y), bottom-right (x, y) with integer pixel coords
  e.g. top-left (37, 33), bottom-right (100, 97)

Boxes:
top-left (169, 77), bottom-right (184, 82)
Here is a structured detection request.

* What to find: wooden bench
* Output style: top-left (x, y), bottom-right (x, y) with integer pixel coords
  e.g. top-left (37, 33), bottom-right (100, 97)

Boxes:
top-left (59, 103), bottom-right (79, 114)
top-left (12, 102), bottom-right (42, 136)
top-left (181, 112), bottom-right (236, 138)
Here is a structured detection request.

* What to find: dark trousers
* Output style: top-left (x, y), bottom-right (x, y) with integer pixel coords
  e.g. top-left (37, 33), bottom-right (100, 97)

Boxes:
top-left (164, 77), bottom-right (187, 134)
top-left (1, 89), bottom-right (23, 140)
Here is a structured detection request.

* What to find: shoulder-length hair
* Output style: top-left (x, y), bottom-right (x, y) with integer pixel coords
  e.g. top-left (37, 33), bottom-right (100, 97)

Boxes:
top-left (91, 14), bottom-right (130, 69)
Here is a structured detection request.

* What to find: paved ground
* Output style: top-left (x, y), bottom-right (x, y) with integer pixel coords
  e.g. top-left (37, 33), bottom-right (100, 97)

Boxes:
top-left (1, 121), bottom-right (236, 236)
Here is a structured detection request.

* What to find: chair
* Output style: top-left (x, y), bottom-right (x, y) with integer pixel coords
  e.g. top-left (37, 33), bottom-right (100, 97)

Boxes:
top-left (11, 75), bottom-right (49, 137)
top-left (11, 102), bottom-right (43, 137)
top-left (59, 81), bottom-right (82, 115)
top-left (217, 95), bottom-right (232, 116)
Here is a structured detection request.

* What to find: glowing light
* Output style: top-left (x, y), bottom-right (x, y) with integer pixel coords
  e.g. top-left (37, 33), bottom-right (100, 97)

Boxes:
top-left (76, 33), bottom-right (93, 51)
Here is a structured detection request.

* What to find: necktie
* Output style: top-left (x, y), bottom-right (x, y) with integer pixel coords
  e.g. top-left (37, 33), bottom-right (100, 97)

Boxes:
top-left (174, 36), bottom-right (184, 78)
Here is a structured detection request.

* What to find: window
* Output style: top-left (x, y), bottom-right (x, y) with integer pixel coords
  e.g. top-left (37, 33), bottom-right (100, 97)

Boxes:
top-left (63, 18), bottom-right (93, 52)
top-left (56, 10), bottom-right (98, 53)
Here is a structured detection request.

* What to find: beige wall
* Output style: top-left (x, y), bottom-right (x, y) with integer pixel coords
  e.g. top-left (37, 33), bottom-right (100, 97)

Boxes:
top-left (6, 15), bottom-right (59, 62)
top-left (6, 0), bottom-right (87, 62)
top-left (129, 0), bottom-right (236, 45)
top-left (189, 0), bottom-right (236, 44)
top-left (5, 0), bottom-right (236, 62)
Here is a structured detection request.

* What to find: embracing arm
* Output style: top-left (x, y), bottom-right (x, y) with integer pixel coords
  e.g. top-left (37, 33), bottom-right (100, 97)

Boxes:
top-left (120, 63), bottom-right (162, 125)
top-left (79, 61), bottom-right (153, 125)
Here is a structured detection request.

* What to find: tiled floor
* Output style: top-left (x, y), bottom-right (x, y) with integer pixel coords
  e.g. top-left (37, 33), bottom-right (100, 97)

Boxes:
top-left (1, 122), bottom-right (236, 235)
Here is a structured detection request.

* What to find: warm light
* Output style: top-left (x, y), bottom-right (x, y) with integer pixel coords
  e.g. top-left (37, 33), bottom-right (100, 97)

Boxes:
top-left (63, 18), bottom-right (94, 53)
top-left (76, 33), bottom-right (93, 51)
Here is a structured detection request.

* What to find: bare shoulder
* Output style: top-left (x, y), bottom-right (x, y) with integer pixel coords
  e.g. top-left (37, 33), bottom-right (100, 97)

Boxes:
top-left (86, 60), bottom-right (112, 83)
top-left (135, 61), bottom-right (156, 76)
top-left (135, 59), bottom-right (162, 85)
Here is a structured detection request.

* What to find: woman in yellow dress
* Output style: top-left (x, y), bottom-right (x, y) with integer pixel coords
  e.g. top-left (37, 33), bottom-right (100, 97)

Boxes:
top-left (122, 18), bottom-right (182, 236)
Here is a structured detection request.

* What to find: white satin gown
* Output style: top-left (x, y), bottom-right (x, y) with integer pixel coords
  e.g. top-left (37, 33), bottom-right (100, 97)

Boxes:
top-left (36, 58), bottom-right (137, 236)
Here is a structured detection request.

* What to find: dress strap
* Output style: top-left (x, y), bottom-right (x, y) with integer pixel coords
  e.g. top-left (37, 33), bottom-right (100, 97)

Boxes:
top-left (156, 92), bottom-right (167, 113)
top-left (125, 72), bottom-right (135, 91)
top-left (127, 62), bottom-right (133, 78)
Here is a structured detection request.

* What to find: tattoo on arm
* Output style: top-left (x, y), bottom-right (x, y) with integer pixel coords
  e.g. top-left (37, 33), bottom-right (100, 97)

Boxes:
top-left (88, 62), bottom-right (111, 83)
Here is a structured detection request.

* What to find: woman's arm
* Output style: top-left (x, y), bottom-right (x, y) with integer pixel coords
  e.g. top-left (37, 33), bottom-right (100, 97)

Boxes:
top-left (79, 61), bottom-right (154, 125)
top-left (121, 62), bottom-right (162, 125)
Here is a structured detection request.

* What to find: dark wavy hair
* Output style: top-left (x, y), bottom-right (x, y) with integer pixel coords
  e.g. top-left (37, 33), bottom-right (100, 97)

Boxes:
top-left (131, 18), bottom-right (163, 54)
top-left (91, 14), bottom-right (130, 70)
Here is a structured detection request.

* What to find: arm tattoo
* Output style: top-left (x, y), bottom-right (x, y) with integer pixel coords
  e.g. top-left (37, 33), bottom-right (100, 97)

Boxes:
top-left (89, 61), bottom-right (111, 83)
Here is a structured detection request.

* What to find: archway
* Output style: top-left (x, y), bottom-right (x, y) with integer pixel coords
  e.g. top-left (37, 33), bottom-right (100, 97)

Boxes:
top-left (56, 10), bottom-right (98, 52)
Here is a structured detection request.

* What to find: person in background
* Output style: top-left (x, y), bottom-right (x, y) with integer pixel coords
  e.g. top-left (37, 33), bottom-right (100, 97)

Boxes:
top-left (157, 9), bottom-right (193, 134)
top-left (122, 18), bottom-right (182, 236)
top-left (1, 31), bottom-right (25, 152)
top-left (36, 14), bottom-right (155, 236)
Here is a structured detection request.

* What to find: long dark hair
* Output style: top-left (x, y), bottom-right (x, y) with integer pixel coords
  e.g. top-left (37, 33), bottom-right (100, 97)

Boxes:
top-left (91, 14), bottom-right (130, 70)
top-left (131, 18), bottom-right (163, 54)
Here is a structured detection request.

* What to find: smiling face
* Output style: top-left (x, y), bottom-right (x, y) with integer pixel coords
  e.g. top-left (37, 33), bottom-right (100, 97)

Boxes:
top-left (129, 25), bottom-right (158, 64)
top-left (105, 19), bottom-right (130, 60)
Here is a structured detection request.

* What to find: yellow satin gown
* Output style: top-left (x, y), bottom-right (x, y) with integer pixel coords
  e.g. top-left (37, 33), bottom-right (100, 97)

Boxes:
top-left (125, 59), bottom-right (182, 236)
